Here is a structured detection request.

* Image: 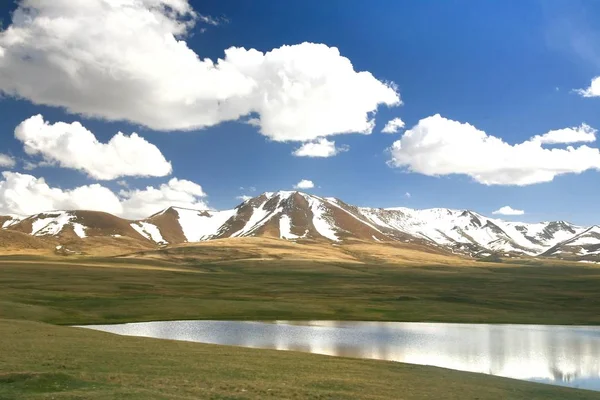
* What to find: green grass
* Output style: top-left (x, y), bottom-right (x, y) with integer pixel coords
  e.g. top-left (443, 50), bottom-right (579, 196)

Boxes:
top-left (2, 259), bottom-right (600, 325)
top-left (2, 258), bottom-right (600, 399)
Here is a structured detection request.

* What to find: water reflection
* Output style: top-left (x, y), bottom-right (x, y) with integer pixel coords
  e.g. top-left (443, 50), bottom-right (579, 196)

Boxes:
top-left (77, 321), bottom-right (600, 391)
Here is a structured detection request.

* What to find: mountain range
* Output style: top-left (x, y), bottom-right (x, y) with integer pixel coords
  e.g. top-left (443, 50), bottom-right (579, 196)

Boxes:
top-left (1, 191), bottom-right (599, 262)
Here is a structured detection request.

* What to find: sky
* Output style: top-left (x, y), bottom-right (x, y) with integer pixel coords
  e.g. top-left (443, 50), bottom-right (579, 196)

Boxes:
top-left (1, 0), bottom-right (600, 224)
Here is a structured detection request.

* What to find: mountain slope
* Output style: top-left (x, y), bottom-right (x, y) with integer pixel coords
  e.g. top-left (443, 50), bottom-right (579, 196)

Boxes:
top-left (1, 191), bottom-right (598, 261)
top-left (1, 210), bottom-right (155, 255)
top-left (542, 226), bottom-right (600, 261)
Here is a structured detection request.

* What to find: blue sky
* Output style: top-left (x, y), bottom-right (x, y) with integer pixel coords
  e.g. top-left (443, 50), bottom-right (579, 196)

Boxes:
top-left (1, 0), bottom-right (600, 224)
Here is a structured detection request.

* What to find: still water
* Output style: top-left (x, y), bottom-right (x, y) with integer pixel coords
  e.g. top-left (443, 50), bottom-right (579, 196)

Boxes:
top-left (77, 320), bottom-right (600, 391)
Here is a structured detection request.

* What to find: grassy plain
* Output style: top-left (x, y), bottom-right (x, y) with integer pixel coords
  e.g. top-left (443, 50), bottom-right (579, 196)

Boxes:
top-left (1, 256), bottom-right (600, 325)
top-left (1, 249), bottom-right (600, 399)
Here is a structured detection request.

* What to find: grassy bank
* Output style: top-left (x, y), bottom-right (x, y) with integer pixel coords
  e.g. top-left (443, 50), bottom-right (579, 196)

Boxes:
top-left (1, 319), bottom-right (597, 400)
top-left (1, 258), bottom-right (600, 325)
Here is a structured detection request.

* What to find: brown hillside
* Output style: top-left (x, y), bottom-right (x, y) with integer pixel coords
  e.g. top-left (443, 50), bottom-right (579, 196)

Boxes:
top-left (0, 216), bottom-right (10, 227)
top-left (71, 210), bottom-right (147, 240)
top-left (0, 230), bottom-right (54, 255)
top-left (145, 208), bottom-right (187, 244)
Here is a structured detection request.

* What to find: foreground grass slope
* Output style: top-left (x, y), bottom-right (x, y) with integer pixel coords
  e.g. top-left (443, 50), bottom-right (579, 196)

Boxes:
top-left (1, 319), bottom-right (597, 400)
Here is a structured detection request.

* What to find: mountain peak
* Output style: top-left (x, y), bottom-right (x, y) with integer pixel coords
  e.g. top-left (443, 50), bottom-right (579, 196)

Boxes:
top-left (3, 193), bottom-right (599, 262)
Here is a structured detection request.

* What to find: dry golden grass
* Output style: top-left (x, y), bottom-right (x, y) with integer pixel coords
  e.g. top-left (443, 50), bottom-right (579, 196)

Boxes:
top-left (0, 230), bottom-right (54, 255)
top-left (0, 258), bottom-right (202, 274)
top-left (123, 236), bottom-right (498, 267)
top-left (124, 237), bottom-right (361, 263)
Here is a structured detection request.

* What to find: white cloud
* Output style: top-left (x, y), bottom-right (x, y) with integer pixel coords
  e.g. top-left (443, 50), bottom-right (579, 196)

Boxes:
top-left (0, 172), bottom-right (208, 219)
top-left (292, 138), bottom-right (349, 158)
top-left (492, 206), bottom-right (525, 216)
top-left (382, 118), bottom-right (405, 134)
top-left (0, 1), bottom-right (400, 141)
top-left (0, 154), bottom-right (15, 168)
top-left (198, 13), bottom-right (226, 26)
top-left (116, 180), bottom-right (129, 188)
top-left (0, 171), bottom-right (123, 216)
top-left (405, 192), bottom-right (411, 198)
top-left (576, 76), bottom-right (600, 97)
top-left (294, 179), bottom-right (315, 189)
top-left (236, 195), bottom-right (252, 202)
top-left (530, 123), bottom-right (596, 144)
top-left (119, 178), bottom-right (208, 219)
top-left (14, 115), bottom-right (172, 180)
top-left (388, 114), bottom-right (600, 185)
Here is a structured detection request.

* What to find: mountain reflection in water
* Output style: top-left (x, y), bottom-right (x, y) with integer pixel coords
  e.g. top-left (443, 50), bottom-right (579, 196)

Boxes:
top-left (77, 320), bottom-right (600, 391)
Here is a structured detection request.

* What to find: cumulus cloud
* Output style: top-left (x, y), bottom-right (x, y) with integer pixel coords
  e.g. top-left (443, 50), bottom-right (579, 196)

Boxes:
top-left (530, 123), bottom-right (596, 144)
top-left (14, 115), bottom-right (172, 180)
top-left (382, 118), bottom-right (405, 134)
top-left (575, 76), bottom-right (600, 97)
top-left (0, 0), bottom-right (400, 141)
top-left (0, 172), bottom-right (208, 219)
top-left (294, 179), bottom-right (315, 189)
top-left (492, 206), bottom-right (525, 216)
top-left (120, 178), bottom-right (208, 219)
top-left (236, 195), bottom-right (252, 202)
top-left (292, 138), bottom-right (349, 158)
top-left (0, 171), bottom-right (123, 216)
top-left (405, 192), bottom-right (411, 198)
top-left (0, 154), bottom-right (15, 168)
top-left (388, 114), bottom-right (600, 185)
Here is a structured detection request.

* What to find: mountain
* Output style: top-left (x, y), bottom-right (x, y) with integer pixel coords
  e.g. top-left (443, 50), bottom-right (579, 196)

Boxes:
top-left (2, 210), bottom-right (155, 256)
top-left (542, 226), bottom-right (600, 261)
top-left (1, 191), bottom-right (598, 261)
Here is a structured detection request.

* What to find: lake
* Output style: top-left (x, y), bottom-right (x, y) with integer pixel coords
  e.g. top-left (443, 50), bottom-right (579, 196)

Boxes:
top-left (77, 321), bottom-right (600, 391)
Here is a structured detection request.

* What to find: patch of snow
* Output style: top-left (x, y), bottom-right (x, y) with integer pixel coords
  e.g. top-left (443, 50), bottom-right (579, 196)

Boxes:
top-left (131, 222), bottom-right (167, 244)
top-left (55, 245), bottom-right (62, 250)
top-left (372, 235), bottom-right (381, 242)
top-left (177, 208), bottom-right (236, 242)
top-left (31, 212), bottom-right (73, 236)
top-left (279, 215), bottom-right (299, 240)
top-left (111, 234), bottom-right (122, 238)
top-left (2, 216), bottom-right (23, 229)
top-left (569, 237), bottom-right (600, 246)
top-left (305, 196), bottom-right (339, 241)
top-left (72, 223), bottom-right (87, 238)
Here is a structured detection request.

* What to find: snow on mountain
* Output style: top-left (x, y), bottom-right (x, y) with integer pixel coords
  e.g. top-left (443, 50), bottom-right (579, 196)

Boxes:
top-left (357, 207), bottom-right (586, 256)
top-left (131, 222), bottom-right (166, 244)
top-left (1, 191), bottom-right (599, 261)
top-left (2, 210), bottom-right (152, 244)
top-left (542, 225), bottom-right (600, 260)
top-left (19, 211), bottom-right (88, 239)
top-left (176, 208), bottom-right (237, 242)
top-left (1, 215), bottom-right (23, 229)
top-left (305, 195), bottom-right (339, 241)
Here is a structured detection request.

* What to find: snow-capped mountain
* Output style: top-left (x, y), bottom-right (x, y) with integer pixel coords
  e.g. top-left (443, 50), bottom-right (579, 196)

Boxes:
top-left (542, 226), bottom-right (600, 261)
top-left (1, 191), bottom-right (598, 260)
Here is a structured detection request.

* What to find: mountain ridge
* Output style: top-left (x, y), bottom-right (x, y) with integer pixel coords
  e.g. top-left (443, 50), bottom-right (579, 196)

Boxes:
top-left (1, 191), bottom-right (597, 261)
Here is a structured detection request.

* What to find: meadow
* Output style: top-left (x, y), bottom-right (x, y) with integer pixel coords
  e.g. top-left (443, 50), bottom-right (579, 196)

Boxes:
top-left (2, 255), bottom-right (600, 399)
